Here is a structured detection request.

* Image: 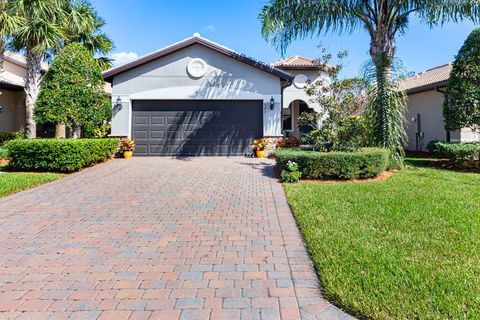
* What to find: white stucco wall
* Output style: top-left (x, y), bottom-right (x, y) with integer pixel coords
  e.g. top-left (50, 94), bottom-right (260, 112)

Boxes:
top-left (110, 44), bottom-right (283, 138)
top-left (282, 70), bottom-right (326, 112)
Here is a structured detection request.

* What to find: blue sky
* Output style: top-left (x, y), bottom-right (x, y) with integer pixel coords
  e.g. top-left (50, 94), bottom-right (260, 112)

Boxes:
top-left (91, 0), bottom-right (478, 77)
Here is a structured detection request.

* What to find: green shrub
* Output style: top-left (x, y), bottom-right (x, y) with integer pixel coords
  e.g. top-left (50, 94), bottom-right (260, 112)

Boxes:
top-left (4, 138), bottom-right (119, 172)
top-left (275, 148), bottom-right (390, 180)
top-left (427, 140), bottom-right (480, 162)
top-left (0, 147), bottom-right (8, 160)
top-left (0, 132), bottom-right (25, 146)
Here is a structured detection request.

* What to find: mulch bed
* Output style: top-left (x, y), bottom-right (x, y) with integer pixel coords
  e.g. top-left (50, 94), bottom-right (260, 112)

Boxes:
top-left (430, 159), bottom-right (480, 174)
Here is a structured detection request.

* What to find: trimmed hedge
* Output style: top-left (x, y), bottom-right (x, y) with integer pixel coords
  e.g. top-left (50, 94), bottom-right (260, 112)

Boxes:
top-left (427, 140), bottom-right (480, 162)
top-left (0, 131), bottom-right (25, 146)
top-left (275, 148), bottom-right (390, 180)
top-left (5, 138), bottom-right (119, 172)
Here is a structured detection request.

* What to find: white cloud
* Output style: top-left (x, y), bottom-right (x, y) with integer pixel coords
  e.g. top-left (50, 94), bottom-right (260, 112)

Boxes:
top-left (202, 25), bottom-right (216, 33)
top-left (111, 51), bottom-right (139, 67)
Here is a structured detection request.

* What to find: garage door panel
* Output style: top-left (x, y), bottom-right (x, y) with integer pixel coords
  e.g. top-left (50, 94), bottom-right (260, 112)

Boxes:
top-left (150, 131), bottom-right (165, 139)
top-left (150, 116), bottom-right (165, 125)
top-left (132, 100), bottom-right (263, 156)
top-left (134, 116), bottom-right (148, 125)
top-left (133, 130), bottom-right (148, 139)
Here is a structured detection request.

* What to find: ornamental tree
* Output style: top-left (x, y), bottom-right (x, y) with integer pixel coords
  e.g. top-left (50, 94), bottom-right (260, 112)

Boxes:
top-left (35, 42), bottom-right (111, 138)
top-left (443, 28), bottom-right (480, 132)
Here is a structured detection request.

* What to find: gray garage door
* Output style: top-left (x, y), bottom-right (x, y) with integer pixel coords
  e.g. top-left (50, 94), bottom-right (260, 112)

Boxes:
top-left (131, 100), bottom-right (263, 156)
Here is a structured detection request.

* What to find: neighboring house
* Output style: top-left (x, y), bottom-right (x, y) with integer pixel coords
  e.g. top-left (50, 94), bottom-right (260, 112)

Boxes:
top-left (104, 34), bottom-right (325, 156)
top-left (400, 63), bottom-right (480, 151)
top-left (0, 52), bottom-right (47, 134)
top-left (0, 52), bottom-right (112, 137)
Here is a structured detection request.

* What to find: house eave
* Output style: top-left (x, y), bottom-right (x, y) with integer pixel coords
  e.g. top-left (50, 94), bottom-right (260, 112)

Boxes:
top-left (405, 80), bottom-right (449, 95)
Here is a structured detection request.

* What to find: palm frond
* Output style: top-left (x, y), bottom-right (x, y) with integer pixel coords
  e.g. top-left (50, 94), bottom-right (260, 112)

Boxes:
top-left (260, 0), bottom-right (362, 53)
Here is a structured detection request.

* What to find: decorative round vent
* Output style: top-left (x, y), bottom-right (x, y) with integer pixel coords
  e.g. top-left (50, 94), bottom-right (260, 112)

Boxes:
top-left (187, 58), bottom-right (208, 78)
top-left (293, 74), bottom-right (309, 89)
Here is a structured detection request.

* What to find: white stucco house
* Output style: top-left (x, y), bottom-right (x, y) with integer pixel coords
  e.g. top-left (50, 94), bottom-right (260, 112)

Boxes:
top-left (104, 34), bottom-right (325, 156)
top-left (400, 63), bottom-right (480, 152)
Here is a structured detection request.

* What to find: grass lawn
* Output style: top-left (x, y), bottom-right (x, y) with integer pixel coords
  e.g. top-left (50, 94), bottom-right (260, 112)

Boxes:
top-left (0, 164), bottom-right (64, 198)
top-left (284, 159), bottom-right (480, 319)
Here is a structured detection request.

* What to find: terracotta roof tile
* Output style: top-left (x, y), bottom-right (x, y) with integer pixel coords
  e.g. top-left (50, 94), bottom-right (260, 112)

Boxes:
top-left (271, 55), bottom-right (322, 68)
top-left (400, 63), bottom-right (452, 93)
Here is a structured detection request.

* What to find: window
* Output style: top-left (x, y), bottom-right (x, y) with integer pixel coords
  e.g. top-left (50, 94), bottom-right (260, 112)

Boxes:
top-left (283, 104), bottom-right (293, 131)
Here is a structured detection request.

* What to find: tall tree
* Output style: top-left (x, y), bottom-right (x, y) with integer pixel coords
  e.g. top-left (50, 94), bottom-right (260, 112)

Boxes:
top-left (0, 0), bottom-right (22, 77)
top-left (62, 0), bottom-right (113, 70)
top-left (260, 0), bottom-right (480, 156)
top-left (34, 42), bottom-right (111, 138)
top-left (443, 28), bottom-right (480, 132)
top-left (12, 0), bottom-right (65, 138)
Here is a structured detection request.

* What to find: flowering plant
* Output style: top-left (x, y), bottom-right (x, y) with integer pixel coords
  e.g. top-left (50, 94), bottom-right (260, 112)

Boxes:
top-left (119, 138), bottom-right (135, 152)
top-left (252, 138), bottom-right (269, 151)
top-left (282, 161), bottom-right (302, 183)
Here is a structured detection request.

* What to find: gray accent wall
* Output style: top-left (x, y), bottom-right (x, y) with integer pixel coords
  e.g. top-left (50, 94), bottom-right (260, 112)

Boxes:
top-left (110, 44), bottom-right (283, 138)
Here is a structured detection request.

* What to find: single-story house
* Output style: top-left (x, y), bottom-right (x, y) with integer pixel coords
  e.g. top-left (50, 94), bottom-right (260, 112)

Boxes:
top-left (401, 63), bottom-right (480, 151)
top-left (104, 33), bottom-right (324, 156)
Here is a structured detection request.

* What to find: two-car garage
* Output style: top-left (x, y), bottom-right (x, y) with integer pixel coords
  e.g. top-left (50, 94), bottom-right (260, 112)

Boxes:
top-left (131, 100), bottom-right (263, 156)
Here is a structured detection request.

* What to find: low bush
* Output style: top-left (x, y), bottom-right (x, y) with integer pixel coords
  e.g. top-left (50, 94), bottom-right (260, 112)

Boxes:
top-left (0, 147), bottom-right (8, 160)
top-left (427, 140), bottom-right (480, 162)
top-left (4, 138), bottom-right (119, 172)
top-left (276, 137), bottom-right (300, 149)
top-left (275, 148), bottom-right (390, 180)
top-left (0, 131), bottom-right (25, 146)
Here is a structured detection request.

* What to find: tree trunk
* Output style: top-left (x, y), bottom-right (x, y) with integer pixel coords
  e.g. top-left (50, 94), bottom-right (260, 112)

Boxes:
top-left (72, 125), bottom-right (81, 139)
top-left (372, 52), bottom-right (393, 148)
top-left (55, 124), bottom-right (66, 138)
top-left (24, 50), bottom-right (42, 139)
top-left (0, 39), bottom-right (5, 80)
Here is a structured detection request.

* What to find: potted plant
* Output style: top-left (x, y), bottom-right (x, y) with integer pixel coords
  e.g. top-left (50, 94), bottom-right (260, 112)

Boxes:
top-left (252, 138), bottom-right (269, 158)
top-left (119, 138), bottom-right (135, 159)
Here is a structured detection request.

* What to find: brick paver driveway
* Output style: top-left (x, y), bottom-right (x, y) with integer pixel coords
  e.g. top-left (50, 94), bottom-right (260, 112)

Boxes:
top-left (0, 158), bottom-right (352, 320)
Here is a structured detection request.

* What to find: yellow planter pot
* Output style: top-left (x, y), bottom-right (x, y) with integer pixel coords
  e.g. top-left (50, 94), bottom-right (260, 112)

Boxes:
top-left (256, 150), bottom-right (265, 158)
top-left (123, 151), bottom-right (133, 159)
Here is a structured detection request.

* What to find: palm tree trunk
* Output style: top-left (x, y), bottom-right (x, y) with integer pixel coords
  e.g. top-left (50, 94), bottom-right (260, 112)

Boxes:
top-left (24, 49), bottom-right (42, 139)
top-left (55, 124), bottom-right (66, 138)
top-left (0, 39), bottom-right (5, 80)
top-left (372, 52), bottom-right (393, 148)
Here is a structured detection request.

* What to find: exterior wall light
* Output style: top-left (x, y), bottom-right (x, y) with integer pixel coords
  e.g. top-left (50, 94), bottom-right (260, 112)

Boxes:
top-left (270, 97), bottom-right (275, 110)
top-left (112, 97), bottom-right (123, 116)
top-left (0, 105), bottom-right (4, 114)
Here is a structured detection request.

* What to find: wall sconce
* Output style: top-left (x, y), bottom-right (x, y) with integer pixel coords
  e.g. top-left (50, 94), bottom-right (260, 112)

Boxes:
top-left (0, 105), bottom-right (4, 114)
top-left (112, 97), bottom-right (123, 116)
top-left (269, 96), bottom-right (275, 110)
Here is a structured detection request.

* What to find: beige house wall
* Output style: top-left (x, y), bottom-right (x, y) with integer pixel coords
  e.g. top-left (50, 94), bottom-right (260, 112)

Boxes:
top-left (0, 90), bottom-right (26, 132)
top-left (405, 89), bottom-right (480, 151)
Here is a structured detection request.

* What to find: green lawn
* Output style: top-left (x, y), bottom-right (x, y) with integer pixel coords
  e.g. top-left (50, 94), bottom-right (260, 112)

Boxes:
top-left (0, 164), bottom-right (64, 198)
top-left (284, 159), bottom-right (480, 319)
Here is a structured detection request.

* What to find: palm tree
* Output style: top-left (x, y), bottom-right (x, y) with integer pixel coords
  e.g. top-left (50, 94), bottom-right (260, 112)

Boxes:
top-left (0, 0), bottom-right (22, 77)
top-left (12, 0), bottom-right (65, 138)
top-left (62, 1), bottom-right (113, 70)
top-left (260, 0), bottom-right (480, 154)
